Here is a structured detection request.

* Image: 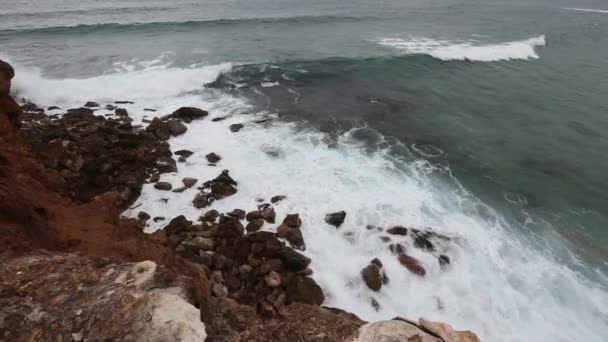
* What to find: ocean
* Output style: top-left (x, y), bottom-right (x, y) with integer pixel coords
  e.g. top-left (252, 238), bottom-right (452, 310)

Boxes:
top-left (2, 0), bottom-right (608, 340)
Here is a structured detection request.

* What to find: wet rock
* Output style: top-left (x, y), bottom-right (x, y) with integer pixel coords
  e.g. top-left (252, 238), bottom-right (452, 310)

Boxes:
top-left (84, 101), bottom-right (99, 108)
top-left (182, 177), bottom-right (198, 188)
top-left (105, 104), bottom-right (117, 110)
top-left (201, 209), bottom-right (219, 223)
top-left (278, 247), bottom-right (311, 271)
top-left (257, 300), bottom-right (276, 318)
top-left (388, 243), bottom-right (405, 255)
top-left (264, 271), bottom-right (281, 288)
top-left (153, 216), bottom-right (165, 222)
top-left (114, 108), bottom-right (128, 116)
top-left (206, 152), bottom-right (221, 163)
top-left (188, 237), bottom-right (215, 251)
top-left (277, 224), bottom-right (305, 250)
top-left (229, 123), bottom-right (244, 132)
top-left (246, 218), bottom-right (264, 232)
top-left (154, 182), bottom-right (172, 191)
top-left (193, 170), bottom-right (237, 208)
top-left (286, 276), bottom-right (324, 305)
top-left (414, 235), bottom-right (434, 252)
top-left (438, 255), bottom-right (450, 269)
top-left (144, 108), bottom-right (157, 112)
top-left (137, 211), bottom-right (151, 221)
top-left (270, 195), bottom-right (286, 204)
top-left (227, 209), bottom-right (246, 220)
top-left (398, 254), bottom-right (426, 276)
top-left (167, 119), bottom-right (187, 136)
top-left (246, 210), bottom-right (263, 221)
top-left (174, 149), bottom-right (194, 158)
top-left (169, 107), bottom-right (208, 122)
top-left (361, 261), bottom-right (383, 291)
top-left (172, 186), bottom-right (187, 193)
top-left (259, 204), bottom-right (276, 224)
top-left (156, 156), bottom-right (177, 173)
top-left (115, 100), bottom-right (134, 104)
top-left (386, 226), bottom-right (408, 236)
top-left (162, 215), bottom-right (192, 235)
top-left (211, 116), bottom-right (227, 122)
top-left (149, 173), bottom-right (160, 183)
top-left (48, 105), bottom-right (61, 110)
top-left (325, 211), bottom-right (346, 228)
top-left (282, 213), bottom-right (301, 228)
top-left (146, 117), bottom-right (171, 140)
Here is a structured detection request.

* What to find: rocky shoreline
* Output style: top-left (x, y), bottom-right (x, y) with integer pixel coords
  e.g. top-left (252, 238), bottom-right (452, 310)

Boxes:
top-left (0, 60), bottom-right (479, 341)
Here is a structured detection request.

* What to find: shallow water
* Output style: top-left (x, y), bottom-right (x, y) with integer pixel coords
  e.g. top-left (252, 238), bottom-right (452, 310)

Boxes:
top-left (3, 0), bottom-right (608, 340)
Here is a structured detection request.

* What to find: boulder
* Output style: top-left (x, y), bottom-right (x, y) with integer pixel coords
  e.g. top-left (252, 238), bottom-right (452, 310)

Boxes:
top-left (174, 149), bottom-right (194, 158)
top-left (361, 261), bottom-right (383, 291)
top-left (182, 177), bottom-right (198, 188)
top-left (137, 211), bottom-right (151, 221)
top-left (418, 319), bottom-right (480, 342)
top-left (229, 123), bottom-right (244, 132)
top-left (147, 118), bottom-right (171, 140)
top-left (246, 218), bottom-right (264, 232)
top-left (286, 276), bottom-right (324, 306)
top-left (115, 100), bottom-right (134, 104)
top-left (167, 119), bottom-right (187, 136)
top-left (169, 107), bottom-right (208, 122)
top-left (84, 101), bottom-right (99, 108)
top-left (264, 271), bottom-right (281, 288)
top-left (188, 237), bottom-right (215, 251)
top-left (172, 186), bottom-right (187, 193)
top-left (386, 226), bottom-right (408, 236)
top-left (277, 247), bottom-right (311, 271)
top-left (48, 105), bottom-right (61, 110)
top-left (325, 211), bottom-right (346, 228)
top-left (246, 210), bottom-right (263, 221)
top-left (282, 213), bottom-right (301, 228)
top-left (350, 320), bottom-right (441, 342)
top-left (270, 195), bottom-right (286, 204)
top-left (398, 254), bottom-right (426, 276)
top-left (438, 255), bottom-right (450, 269)
top-left (206, 152), bottom-right (221, 163)
top-left (201, 209), bottom-right (219, 223)
top-left (154, 182), bottom-right (172, 191)
top-left (115, 108), bottom-right (128, 116)
top-left (227, 208), bottom-right (246, 220)
top-left (0, 59), bottom-right (15, 96)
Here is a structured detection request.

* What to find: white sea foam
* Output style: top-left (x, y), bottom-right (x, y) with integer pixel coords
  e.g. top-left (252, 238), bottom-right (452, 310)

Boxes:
top-left (378, 35), bottom-right (546, 62)
top-left (564, 7), bottom-right (608, 14)
top-left (10, 57), bottom-right (608, 342)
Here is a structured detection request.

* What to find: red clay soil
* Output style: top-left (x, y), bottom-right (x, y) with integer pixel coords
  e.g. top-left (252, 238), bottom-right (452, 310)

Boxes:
top-left (0, 103), bottom-right (207, 287)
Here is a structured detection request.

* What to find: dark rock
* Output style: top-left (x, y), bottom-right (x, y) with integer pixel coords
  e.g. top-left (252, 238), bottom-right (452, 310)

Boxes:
top-left (178, 156), bottom-right (187, 163)
top-left (264, 271), bottom-right (281, 288)
top-left (260, 205), bottom-right (276, 224)
top-left (174, 149), bottom-right (194, 158)
top-left (388, 243), bottom-right (405, 255)
top-left (229, 123), bottom-right (244, 132)
top-left (48, 106), bottom-right (60, 110)
top-left (379, 236), bottom-right (391, 243)
top-left (361, 263), bottom-right (383, 291)
top-left (115, 101), bottom-right (134, 104)
top-left (270, 195), bottom-right (286, 204)
top-left (193, 170), bottom-right (237, 208)
top-left (413, 235), bottom-right (435, 251)
top-left (154, 182), bottom-right (172, 191)
top-left (172, 186), bottom-right (187, 193)
top-left (386, 226), bottom-right (408, 236)
top-left (137, 211), bottom-right (151, 221)
top-left (257, 300), bottom-right (276, 318)
top-left (246, 210), bottom-right (263, 221)
top-left (144, 108), bottom-right (157, 112)
top-left (212, 116), bottom-right (227, 122)
top-left (398, 254), bottom-right (426, 276)
top-left (218, 215), bottom-right (244, 237)
top-left (169, 107), bottom-right (208, 122)
top-left (438, 255), bottom-right (450, 269)
top-left (371, 298), bottom-right (380, 312)
top-left (227, 209), bottom-right (246, 220)
top-left (147, 118), bottom-right (171, 140)
top-left (84, 101), bottom-right (99, 108)
top-left (282, 214), bottom-right (301, 228)
top-left (66, 107), bottom-right (93, 116)
top-left (149, 173), bottom-right (160, 183)
top-left (182, 177), bottom-right (198, 188)
top-left (167, 119), bottom-right (187, 136)
top-left (153, 216), bottom-right (165, 222)
top-left (105, 104), bottom-right (117, 110)
top-left (286, 276), bottom-right (324, 306)
top-left (278, 247), bottom-right (311, 271)
top-left (201, 210), bottom-right (219, 222)
top-left (246, 219), bottom-right (264, 232)
top-left (325, 211), bottom-right (346, 228)
top-left (156, 156), bottom-right (177, 173)
top-left (206, 152), bottom-right (221, 163)
top-left (163, 215), bottom-right (192, 235)
top-left (276, 224), bottom-right (305, 250)
top-left (114, 108), bottom-right (128, 116)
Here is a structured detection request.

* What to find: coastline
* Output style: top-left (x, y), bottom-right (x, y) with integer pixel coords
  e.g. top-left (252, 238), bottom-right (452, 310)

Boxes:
top-left (0, 60), bottom-right (478, 341)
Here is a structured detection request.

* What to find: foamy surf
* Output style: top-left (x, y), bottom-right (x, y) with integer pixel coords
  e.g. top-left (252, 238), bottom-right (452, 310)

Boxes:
top-left (12, 57), bottom-right (608, 342)
top-left (564, 8), bottom-right (608, 14)
top-left (377, 35), bottom-right (546, 62)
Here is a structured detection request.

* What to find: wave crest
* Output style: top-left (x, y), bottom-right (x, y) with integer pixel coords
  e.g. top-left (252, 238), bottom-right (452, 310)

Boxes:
top-left (378, 35), bottom-right (546, 62)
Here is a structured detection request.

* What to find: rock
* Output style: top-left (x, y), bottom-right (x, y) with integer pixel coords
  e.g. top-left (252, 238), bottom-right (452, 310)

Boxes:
top-left (188, 237), bottom-right (215, 251)
top-left (260, 205), bottom-right (276, 224)
top-left (154, 182), bottom-right (172, 191)
top-left (114, 108), bottom-right (128, 116)
top-left (246, 218), bottom-right (264, 232)
top-left (174, 149), bottom-right (194, 158)
top-left (162, 215), bottom-right (192, 235)
top-left (115, 100), bottom-right (134, 104)
top-left (418, 318), bottom-right (480, 342)
top-left (0, 59), bottom-right (15, 96)
top-left (350, 320), bottom-right (441, 342)
top-left (149, 173), bottom-right (160, 183)
top-left (325, 211), bottom-right (346, 228)
top-left (167, 119), bottom-right (188, 136)
top-left (84, 101), bottom-right (99, 108)
top-left (229, 123), bottom-right (244, 132)
top-left (169, 107), bottom-right (208, 122)
top-left (48, 106), bottom-right (61, 110)
top-left (201, 210), bottom-right (219, 223)
top-left (286, 276), bottom-right (324, 305)
top-left (172, 186), bottom-right (187, 193)
top-left (156, 156), bottom-right (177, 173)
top-left (264, 271), bottom-right (281, 288)
top-left (270, 195), bottom-right (286, 204)
top-left (227, 209), bottom-right (246, 220)
top-left (282, 213), bottom-right (301, 228)
top-left (246, 210), bottom-right (263, 221)
top-left (361, 262), bottom-right (383, 291)
top-left (105, 104), bottom-right (117, 110)
top-left (137, 211), bottom-right (151, 221)
top-left (182, 177), bottom-right (198, 188)
top-left (153, 216), bottom-right (165, 222)
top-left (144, 108), bottom-right (157, 112)
top-left (278, 247), bottom-right (311, 271)
top-left (438, 255), bottom-right (450, 269)
top-left (211, 116), bottom-right (227, 122)
top-left (278, 224), bottom-right (305, 250)
top-left (206, 152), bottom-right (221, 163)
top-left (388, 243), bottom-right (405, 255)
top-left (257, 300), bottom-right (276, 318)
top-left (212, 283), bottom-right (229, 298)
top-left (147, 118), bottom-right (171, 140)
top-left (398, 254), bottom-right (426, 276)
top-left (386, 226), bottom-right (408, 236)
top-left (193, 170), bottom-right (237, 208)
top-left (414, 235), bottom-right (434, 251)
